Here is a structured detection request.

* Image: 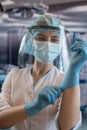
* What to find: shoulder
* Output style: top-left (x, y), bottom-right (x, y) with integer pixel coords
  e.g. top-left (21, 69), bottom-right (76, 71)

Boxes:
top-left (9, 65), bottom-right (32, 78)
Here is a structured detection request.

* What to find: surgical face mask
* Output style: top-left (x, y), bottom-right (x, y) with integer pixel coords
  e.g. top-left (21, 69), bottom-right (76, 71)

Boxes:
top-left (32, 40), bottom-right (61, 64)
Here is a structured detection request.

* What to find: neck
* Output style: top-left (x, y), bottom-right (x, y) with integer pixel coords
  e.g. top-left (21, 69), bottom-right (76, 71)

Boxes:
top-left (32, 60), bottom-right (53, 76)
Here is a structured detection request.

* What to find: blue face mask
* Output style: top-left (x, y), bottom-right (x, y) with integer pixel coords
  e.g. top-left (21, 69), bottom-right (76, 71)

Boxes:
top-left (32, 40), bottom-right (61, 64)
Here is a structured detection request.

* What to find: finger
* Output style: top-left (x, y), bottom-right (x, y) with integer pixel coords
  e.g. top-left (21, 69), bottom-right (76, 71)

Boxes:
top-left (71, 46), bottom-right (87, 54)
top-left (51, 86), bottom-right (63, 98)
top-left (39, 92), bottom-right (52, 104)
top-left (46, 89), bottom-right (57, 104)
top-left (43, 86), bottom-right (58, 96)
top-left (71, 42), bottom-right (87, 51)
top-left (71, 44), bottom-right (87, 52)
top-left (50, 87), bottom-right (59, 95)
top-left (76, 38), bottom-right (85, 43)
top-left (49, 86), bottom-right (60, 97)
top-left (54, 87), bottom-right (63, 97)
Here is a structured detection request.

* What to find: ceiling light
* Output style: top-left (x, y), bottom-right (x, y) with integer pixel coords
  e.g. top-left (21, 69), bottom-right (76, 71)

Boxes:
top-left (1, 0), bottom-right (15, 6)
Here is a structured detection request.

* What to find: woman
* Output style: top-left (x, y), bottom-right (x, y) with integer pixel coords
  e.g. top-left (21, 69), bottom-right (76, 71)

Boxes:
top-left (0, 15), bottom-right (87, 130)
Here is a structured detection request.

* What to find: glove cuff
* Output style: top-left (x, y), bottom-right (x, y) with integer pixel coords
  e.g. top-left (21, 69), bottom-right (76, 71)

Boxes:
top-left (60, 70), bottom-right (79, 90)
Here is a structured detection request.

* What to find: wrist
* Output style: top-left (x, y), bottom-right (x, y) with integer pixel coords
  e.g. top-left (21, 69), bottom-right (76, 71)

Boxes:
top-left (60, 69), bottom-right (79, 90)
top-left (24, 100), bottom-right (39, 116)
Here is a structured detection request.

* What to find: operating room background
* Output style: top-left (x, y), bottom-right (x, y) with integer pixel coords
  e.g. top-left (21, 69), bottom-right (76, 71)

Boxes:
top-left (0, 0), bottom-right (87, 130)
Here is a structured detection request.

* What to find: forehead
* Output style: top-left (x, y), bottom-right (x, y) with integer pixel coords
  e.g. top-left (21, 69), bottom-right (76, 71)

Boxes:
top-left (36, 31), bottom-right (59, 38)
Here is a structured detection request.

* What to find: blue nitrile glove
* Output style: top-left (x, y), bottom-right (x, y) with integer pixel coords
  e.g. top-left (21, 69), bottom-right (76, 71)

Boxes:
top-left (24, 86), bottom-right (62, 116)
top-left (60, 38), bottom-right (87, 90)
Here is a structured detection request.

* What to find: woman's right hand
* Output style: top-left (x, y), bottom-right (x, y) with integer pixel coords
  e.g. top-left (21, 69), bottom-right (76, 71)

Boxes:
top-left (24, 86), bottom-right (62, 116)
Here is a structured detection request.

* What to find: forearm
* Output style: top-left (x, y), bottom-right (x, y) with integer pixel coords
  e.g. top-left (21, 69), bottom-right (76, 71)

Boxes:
top-left (0, 104), bottom-right (28, 128)
top-left (58, 86), bottom-right (80, 130)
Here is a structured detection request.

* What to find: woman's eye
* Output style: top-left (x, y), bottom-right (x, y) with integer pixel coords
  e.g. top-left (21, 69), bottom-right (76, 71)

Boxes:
top-left (36, 37), bottom-right (46, 41)
top-left (51, 39), bottom-right (59, 43)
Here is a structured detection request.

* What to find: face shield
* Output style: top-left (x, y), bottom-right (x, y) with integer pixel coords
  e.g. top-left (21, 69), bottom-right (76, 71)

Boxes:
top-left (18, 15), bottom-right (70, 71)
top-left (18, 27), bottom-right (60, 57)
top-left (18, 33), bottom-right (34, 67)
top-left (59, 25), bottom-right (70, 71)
top-left (18, 26), bottom-right (61, 65)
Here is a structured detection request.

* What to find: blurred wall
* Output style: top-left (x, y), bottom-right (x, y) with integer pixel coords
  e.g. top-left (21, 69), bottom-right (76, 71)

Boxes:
top-left (0, 26), bottom-right (25, 66)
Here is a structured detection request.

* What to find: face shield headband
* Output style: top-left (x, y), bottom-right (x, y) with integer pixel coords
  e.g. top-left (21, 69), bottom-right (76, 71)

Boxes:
top-left (28, 25), bottom-right (60, 34)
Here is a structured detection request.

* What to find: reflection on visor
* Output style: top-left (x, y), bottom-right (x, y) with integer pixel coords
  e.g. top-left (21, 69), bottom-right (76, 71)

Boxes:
top-left (27, 25), bottom-right (60, 32)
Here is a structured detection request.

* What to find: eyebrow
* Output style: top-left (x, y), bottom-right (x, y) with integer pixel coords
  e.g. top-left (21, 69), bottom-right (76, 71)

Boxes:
top-left (51, 36), bottom-right (59, 38)
top-left (37, 34), bottom-right (59, 38)
top-left (37, 34), bottom-right (45, 37)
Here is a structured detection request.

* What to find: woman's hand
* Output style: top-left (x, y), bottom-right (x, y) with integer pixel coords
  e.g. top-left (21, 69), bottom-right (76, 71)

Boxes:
top-left (24, 86), bottom-right (62, 116)
top-left (60, 38), bottom-right (87, 91)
